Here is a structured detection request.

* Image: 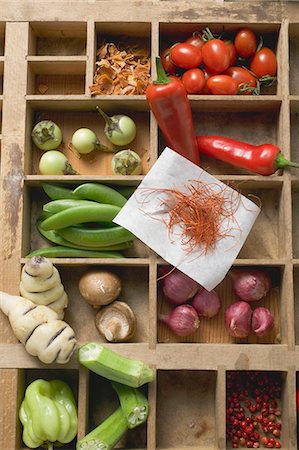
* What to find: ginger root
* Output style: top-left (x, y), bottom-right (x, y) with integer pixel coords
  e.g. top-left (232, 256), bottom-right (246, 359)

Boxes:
top-left (0, 291), bottom-right (77, 364)
top-left (20, 256), bottom-right (68, 319)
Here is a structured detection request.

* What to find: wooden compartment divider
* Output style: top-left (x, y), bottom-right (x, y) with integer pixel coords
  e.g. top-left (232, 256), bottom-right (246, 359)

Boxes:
top-left (2, 2), bottom-right (299, 449)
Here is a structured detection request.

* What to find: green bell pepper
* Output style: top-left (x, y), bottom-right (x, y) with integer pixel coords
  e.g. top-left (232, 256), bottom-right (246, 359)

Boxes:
top-left (19, 379), bottom-right (78, 450)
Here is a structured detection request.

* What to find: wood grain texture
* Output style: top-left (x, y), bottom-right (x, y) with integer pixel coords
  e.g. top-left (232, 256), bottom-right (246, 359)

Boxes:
top-left (0, 3), bottom-right (299, 449)
top-left (0, 369), bottom-right (22, 450)
top-left (1, 22), bottom-right (29, 346)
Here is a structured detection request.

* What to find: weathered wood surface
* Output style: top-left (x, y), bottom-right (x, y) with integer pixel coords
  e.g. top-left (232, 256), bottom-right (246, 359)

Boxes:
top-left (1, 1), bottom-right (299, 449)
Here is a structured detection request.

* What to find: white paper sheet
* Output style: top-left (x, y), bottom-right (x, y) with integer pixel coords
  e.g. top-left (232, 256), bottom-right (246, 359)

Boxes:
top-left (114, 147), bottom-right (260, 291)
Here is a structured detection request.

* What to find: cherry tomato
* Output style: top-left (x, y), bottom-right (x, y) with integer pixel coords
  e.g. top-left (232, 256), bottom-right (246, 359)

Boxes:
top-left (185, 32), bottom-right (204, 50)
top-left (170, 43), bottom-right (202, 69)
top-left (234, 28), bottom-right (257, 58)
top-left (206, 75), bottom-right (239, 95)
top-left (202, 68), bottom-right (213, 93)
top-left (224, 66), bottom-right (257, 95)
top-left (201, 39), bottom-right (231, 74)
top-left (161, 47), bottom-right (178, 75)
top-left (182, 68), bottom-right (206, 94)
top-left (168, 74), bottom-right (183, 84)
top-left (203, 68), bottom-right (213, 81)
top-left (225, 40), bottom-right (237, 66)
top-left (250, 47), bottom-right (277, 78)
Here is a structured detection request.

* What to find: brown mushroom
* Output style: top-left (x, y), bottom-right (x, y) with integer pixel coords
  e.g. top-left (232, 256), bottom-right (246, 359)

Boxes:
top-left (78, 270), bottom-right (121, 308)
top-left (95, 301), bottom-right (136, 342)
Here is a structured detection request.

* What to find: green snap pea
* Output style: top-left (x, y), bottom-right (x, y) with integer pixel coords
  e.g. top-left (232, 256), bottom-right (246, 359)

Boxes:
top-left (72, 183), bottom-right (127, 207)
top-left (42, 183), bottom-right (80, 200)
top-left (26, 247), bottom-right (123, 258)
top-left (114, 185), bottom-right (136, 199)
top-left (38, 211), bottom-right (52, 221)
top-left (37, 221), bottom-right (133, 251)
top-left (40, 204), bottom-right (121, 231)
top-left (43, 199), bottom-right (100, 214)
top-left (57, 225), bottom-right (134, 248)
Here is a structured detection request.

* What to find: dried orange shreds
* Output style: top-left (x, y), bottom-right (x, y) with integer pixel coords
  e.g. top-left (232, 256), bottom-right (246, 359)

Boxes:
top-left (90, 39), bottom-right (151, 95)
top-left (90, 74), bottom-right (114, 95)
top-left (141, 181), bottom-right (242, 256)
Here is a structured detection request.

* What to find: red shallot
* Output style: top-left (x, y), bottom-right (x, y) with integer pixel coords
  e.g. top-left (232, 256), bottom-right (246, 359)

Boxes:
top-left (159, 304), bottom-right (200, 337)
top-left (230, 268), bottom-right (271, 302)
top-left (192, 288), bottom-right (221, 318)
top-left (252, 306), bottom-right (274, 337)
top-left (162, 268), bottom-right (201, 305)
top-left (225, 301), bottom-right (252, 338)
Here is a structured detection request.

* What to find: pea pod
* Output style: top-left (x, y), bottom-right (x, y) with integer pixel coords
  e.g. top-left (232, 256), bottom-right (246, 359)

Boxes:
top-left (43, 199), bottom-right (100, 214)
top-left (26, 247), bottom-right (123, 258)
top-left (72, 182), bottom-right (127, 207)
top-left (40, 204), bottom-right (121, 231)
top-left (19, 379), bottom-right (78, 449)
top-left (114, 185), bottom-right (136, 199)
top-left (57, 225), bottom-right (134, 248)
top-left (39, 211), bottom-right (52, 221)
top-left (37, 220), bottom-right (133, 251)
top-left (42, 183), bottom-right (80, 201)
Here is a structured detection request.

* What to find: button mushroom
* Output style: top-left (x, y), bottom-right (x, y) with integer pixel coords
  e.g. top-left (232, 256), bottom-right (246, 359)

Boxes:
top-left (95, 301), bottom-right (136, 342)
top-left (78, 269), bottom-right (122, 308)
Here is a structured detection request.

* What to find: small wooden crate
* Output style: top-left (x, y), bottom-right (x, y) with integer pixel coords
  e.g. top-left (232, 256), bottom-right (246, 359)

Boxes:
top-left (1, 1), bottom-right (299, 449)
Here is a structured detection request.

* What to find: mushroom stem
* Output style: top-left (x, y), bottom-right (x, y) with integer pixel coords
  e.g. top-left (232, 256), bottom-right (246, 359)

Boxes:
top-left (95, 301), bottom-right (136, 343)
top-left (105, 318), bottom-right (122, 341)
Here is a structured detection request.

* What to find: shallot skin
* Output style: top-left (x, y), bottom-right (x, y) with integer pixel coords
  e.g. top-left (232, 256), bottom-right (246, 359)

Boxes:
top-left (192, 288), bottom-right (221, 318)
top-left (162, 268), bottom-right (201, 305)
top-left (225, 301), bottom-right (252, 338)
top-left (231, 268), bottom-right (271, 302)
top-left (159, 304), bottom-right (200, 337)
top-left (252, 306), bottom-right (274, 337)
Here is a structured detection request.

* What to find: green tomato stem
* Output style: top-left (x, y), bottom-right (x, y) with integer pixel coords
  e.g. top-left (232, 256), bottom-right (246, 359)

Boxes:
top-left (33, 121), bottom-right (57, 145)
top-left (42, 127), bottom-right (51, 138)
top-left (94, 141), bottom-right (118, 153)
top-left (96, 106), bottom-right (126, 142)
top-left (96, 106), bottom-right (112, 127)
top-left (64, 161), bottom-right (79, 175)
top-left (111, 150), bottom-right (142, 175)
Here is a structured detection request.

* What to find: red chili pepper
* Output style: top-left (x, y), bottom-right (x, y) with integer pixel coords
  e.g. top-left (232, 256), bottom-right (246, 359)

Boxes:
top-left (196, 135), bottom-right (299, 175)
top-left (146, 57), bottom-right (200, 165)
